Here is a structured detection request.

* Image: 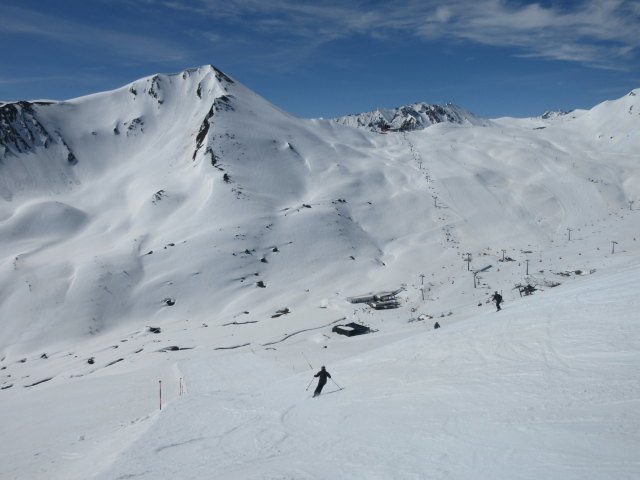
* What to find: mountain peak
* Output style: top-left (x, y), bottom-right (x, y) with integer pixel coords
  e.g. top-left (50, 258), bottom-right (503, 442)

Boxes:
top-left (540, 109), bottom-right (573, 119)
top-left (120, 64), bottom-right (235, 107)
top-left (334, 101), bottom-right (490, 132)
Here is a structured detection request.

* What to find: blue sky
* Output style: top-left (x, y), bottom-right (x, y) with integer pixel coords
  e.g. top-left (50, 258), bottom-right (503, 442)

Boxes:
top-left (1, 0), bottom-right (639, 119)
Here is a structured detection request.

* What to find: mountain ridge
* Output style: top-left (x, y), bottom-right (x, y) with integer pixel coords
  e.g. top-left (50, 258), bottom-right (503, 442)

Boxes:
top-left (333, 101), bottom-right (491, 132)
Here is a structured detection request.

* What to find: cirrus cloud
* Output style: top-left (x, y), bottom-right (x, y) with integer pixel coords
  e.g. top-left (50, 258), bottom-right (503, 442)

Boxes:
top-left (166, 0), bottom-right (640, 70)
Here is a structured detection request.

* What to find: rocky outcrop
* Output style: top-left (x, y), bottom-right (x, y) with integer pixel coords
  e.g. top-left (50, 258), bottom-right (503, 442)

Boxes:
top-left (0, 101), bottom-right (55, 159)
top-left (334, 102), bottom-right (490, 133)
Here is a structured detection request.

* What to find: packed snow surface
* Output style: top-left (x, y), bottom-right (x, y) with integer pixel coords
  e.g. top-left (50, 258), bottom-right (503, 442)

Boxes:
top-left (0, 66), bottom-right (639, 479)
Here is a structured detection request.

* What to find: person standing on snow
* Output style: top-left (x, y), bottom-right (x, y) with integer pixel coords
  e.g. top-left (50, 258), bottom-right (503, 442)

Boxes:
top-left (491, 291), bottom-right (503, 311)
top-left (313, 366), bottom-right (331, 397)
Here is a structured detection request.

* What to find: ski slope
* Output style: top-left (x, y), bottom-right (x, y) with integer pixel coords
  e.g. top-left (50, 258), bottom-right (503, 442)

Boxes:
top-left (0, 67), bottom-right (639, 479)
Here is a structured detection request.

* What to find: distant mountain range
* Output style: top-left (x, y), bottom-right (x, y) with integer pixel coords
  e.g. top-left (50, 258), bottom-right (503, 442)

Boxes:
top-left (333, 102), bottom-right (491, 132)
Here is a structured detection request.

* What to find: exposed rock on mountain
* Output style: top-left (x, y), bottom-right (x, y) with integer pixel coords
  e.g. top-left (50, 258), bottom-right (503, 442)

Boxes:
top-left (541, 109), bottom-right (573, 119)
top-left (0, 101), bottom-right (55, 159)
top-left (334, 102), bottom-right (490, 132)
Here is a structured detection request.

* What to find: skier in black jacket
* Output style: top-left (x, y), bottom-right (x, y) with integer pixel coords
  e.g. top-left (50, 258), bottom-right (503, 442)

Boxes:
top-left (313, 366), bottom-right (331, 397)
top-left (491, 291), bottom-right (503, 311)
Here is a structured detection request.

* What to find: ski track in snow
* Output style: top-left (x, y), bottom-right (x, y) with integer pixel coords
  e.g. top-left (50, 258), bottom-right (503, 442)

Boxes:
top-left (79, 264), bottom-right (640, 480)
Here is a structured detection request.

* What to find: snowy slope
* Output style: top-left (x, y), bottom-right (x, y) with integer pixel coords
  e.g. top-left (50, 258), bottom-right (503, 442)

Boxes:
top-left (91, 261), bottom-right (640, 480)
top-left (0, 68), bottom-right (639, 479)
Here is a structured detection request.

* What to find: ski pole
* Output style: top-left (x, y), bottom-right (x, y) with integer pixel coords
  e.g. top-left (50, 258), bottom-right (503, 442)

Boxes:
top-left (305, 377), bottom-right (315, 391)
top-left (331, 378), bottom-right (342, 390)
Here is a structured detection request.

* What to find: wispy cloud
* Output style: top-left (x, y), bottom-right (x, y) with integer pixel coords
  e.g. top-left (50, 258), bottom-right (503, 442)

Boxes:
top-left (0, 74), bottom-right (79, 86)
top-left (0, 4), bottom-right (188, 63)
top-left (2, 0), bottom-right (637, 77)
top-left (415, 0), bottom-right (640, 69)
top-left (159, 0), bottom-right (640, 70)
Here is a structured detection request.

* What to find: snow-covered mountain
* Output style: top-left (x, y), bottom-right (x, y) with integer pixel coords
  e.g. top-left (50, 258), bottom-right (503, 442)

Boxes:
top-left (334, 101), bottom-right (490, 132)
top-left (1, 66), bottom-right (639, 479)
top-left (540, 109), bottom-right (573, 119)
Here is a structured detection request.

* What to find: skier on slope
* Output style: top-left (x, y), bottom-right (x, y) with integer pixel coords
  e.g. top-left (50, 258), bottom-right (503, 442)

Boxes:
top-left (313, 366), bottom-right (331, 397)
top-left (491, 291), bottom-right (503, 311)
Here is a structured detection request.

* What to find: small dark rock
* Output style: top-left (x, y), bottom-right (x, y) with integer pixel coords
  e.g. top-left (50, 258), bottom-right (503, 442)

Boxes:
top-left (271, 307), bottom-right (290, 318)
top-left (153, 190), bottom-right (166, 203)
top-left (158, 346), bottom-right (194, 352)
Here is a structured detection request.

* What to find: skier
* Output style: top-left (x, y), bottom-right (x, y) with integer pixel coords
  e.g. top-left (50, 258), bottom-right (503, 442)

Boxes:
top-left (313, 366), bottom-right (331, 397)
top-left (434, 321), bottom-right (441, 329)
top-left (491, 291), bottom-right (503, 311)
